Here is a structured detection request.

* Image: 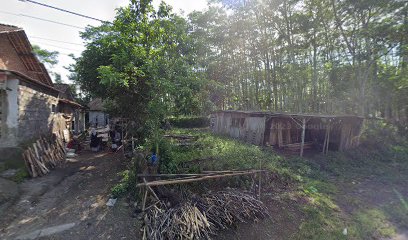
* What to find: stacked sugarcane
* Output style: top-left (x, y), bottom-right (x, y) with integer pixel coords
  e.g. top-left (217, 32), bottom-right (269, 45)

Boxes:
top-left (22, 136), bottom-right (66, 177)
top-left (143, 190), bottom-right (269, 240)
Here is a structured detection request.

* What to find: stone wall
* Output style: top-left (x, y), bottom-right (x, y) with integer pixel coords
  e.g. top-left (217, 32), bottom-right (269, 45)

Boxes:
top-left (17, 83), bottom-right (58, 142)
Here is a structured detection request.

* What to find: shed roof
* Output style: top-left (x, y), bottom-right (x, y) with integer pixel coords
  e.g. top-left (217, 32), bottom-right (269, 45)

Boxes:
top-left (54, 83), bottom-right (75, 100)
top-left (59, 98), bottom-right (83, 108)
top-left (88, 98), bottom-right (105, 111)
top-left (212, 110), bottom-right (364, 119)
top-left (53, 83), bottom-right (70, 93)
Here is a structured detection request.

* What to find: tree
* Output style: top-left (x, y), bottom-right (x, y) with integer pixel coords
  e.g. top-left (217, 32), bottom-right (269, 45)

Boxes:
top-left (72, 0), bottom-right (408, 128)
top-left (32, 44), bottom-right (63, 83)
top-left (72, 0), bottom-right (205, 140)
top-left (32, 44), bottom-right (59, 66)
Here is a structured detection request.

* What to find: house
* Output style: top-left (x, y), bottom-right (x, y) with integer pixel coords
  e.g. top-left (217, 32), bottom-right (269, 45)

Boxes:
top-left (54, 83), bottom-right (85, 133)
top-left (0, 23), bottom-right (81, 152)
top-left (210, 110), bottom-right (364, 156)
top-left (87, 98), bottom-right (109, 128)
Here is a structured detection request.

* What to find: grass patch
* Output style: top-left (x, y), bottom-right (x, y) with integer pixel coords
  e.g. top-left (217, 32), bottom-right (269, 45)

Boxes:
top-left (9, 169), bottom-right (30, 183)
top-left (350, 208), bottom-right (396, 239)
top-left (0, 147), bottom-right (30, 183)
top-left (149, 127), bottom-right (408, 239)
top-left (111, 170), bottom-right (136, 198)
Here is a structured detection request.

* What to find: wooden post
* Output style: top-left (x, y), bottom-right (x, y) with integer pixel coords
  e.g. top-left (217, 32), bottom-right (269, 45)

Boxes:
top-left (326, 123), bottom-right (331, 154)
top-left (300, 118), bottom-right (306, 157)
top-left (277, 122), bottom-right (283, 148)
top-left (131, 136), bottom-right (135, 153)
top-left (322, 122), bottom-right (331, 154)
top-left (258, 158), bottom-right (262, 200)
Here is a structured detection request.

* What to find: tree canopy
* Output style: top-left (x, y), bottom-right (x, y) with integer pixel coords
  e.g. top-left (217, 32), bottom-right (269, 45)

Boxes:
top-left (71, 0), bottom-right (408, 133)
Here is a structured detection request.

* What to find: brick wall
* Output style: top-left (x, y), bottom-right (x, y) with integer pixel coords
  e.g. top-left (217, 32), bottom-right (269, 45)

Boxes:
top-left (17, 83), bottom-right (58, 142)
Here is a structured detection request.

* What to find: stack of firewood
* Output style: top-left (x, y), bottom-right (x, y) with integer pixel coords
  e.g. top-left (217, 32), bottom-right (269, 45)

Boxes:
top-left (22, 137), bottom-right (66, 177)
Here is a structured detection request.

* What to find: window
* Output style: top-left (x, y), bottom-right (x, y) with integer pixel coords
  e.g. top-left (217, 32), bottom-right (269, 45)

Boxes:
top-left (51, 104), bottom-right (56, 113)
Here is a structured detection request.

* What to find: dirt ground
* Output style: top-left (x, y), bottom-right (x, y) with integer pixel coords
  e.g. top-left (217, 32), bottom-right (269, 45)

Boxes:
top-left (0, 151), bottom-right (138, 240)
top-left (1, 149), bottom-right (407, 240)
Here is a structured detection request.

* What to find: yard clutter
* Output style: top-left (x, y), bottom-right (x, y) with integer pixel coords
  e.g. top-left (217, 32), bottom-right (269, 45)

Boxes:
top-left (22, 137), bottom-right (66, 177)
top-left (143, 191), bottom-right (269, 240)
top-left (137, 169), bottom-right (268, 240)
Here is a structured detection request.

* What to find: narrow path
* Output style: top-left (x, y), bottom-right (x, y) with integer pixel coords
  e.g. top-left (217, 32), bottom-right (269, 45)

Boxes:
top-left (0, 151), bottom-right (138, 240)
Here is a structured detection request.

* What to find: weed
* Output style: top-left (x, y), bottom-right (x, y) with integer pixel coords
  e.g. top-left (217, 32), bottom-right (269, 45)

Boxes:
top-left (144, 127), bottom-right (408, 240)
top-left (349, 208), bottom-right (396, 239)
top-left (111, 170), bottom-right (135, 198)
top-left (10, 169), bottom-right (30, 183)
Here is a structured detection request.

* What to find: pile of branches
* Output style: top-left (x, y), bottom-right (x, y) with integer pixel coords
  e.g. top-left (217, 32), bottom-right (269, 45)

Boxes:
top-left (143, 190), bottom-right (268, 240)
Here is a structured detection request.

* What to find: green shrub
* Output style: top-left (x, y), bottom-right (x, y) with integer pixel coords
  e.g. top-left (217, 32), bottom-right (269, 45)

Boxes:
top-left (10, 169), bottom-right (30, 183)
top-left (111, 170), bottom-right (136, 198)
top-left (361, 119), bottom-right (406, 147)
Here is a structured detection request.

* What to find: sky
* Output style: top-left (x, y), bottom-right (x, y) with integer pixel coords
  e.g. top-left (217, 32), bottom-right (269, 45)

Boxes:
top-left (0, 0), bottom-right (208, 83)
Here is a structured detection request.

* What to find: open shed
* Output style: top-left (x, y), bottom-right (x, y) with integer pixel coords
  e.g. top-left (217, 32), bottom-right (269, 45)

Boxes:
top-left (210, 110), bottom-right (364, 156)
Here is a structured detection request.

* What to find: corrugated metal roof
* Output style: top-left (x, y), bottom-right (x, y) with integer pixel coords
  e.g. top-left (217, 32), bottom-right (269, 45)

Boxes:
top-left (88, 98), bottom-right (105, 111)
top-left (211, 110), bottom-right (364, 119)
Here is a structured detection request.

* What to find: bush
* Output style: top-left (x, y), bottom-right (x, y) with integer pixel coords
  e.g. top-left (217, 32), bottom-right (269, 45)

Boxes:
top-left (168, 116), bottom-right (209, 128)
top-left (361, 119), bottom-right (406, 147)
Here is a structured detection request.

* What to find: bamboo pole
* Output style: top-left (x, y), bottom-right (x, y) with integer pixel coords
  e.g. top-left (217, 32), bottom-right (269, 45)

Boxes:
top-left (137, 173), bottom-right (214, 178)
top-left (143, 178), bottom-right (160, 201)
top-left (136, 170), bottom-right (264, 188)
top-left (258, 158), bottom-right (262, 200)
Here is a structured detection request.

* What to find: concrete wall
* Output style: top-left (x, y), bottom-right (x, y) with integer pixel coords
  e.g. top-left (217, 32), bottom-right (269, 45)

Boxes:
top-left (88, 111), bottom-right (109, 128)
top-left (73, 110), bottom-right (85, 133)
top-left (0, 79), bottom-right (19, 147)
top-left (17, 82), bottom-right (58, 143)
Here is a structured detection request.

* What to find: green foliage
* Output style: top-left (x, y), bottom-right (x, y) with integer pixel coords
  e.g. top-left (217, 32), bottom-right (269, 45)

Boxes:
top-left (10, 169), bottom-right (30, 183)
top-left (362, 119), bottom-right (407, 146)
top-left (0, 148), bottom-right (29, 183)
top-left (168, 116), bottom-right (209, 128)
top-left (110, 170), bottom-right (136, 198)
top-left (155, 127), bottom-right (408, 239)
top-left (157, 137), bottom-right (179, 174)
top-left (350, 209), bottom-right (396, 239)
top-left (32, 45), bottom-right (59, 66)
top-left (71, 0), bottom-right (210, 140)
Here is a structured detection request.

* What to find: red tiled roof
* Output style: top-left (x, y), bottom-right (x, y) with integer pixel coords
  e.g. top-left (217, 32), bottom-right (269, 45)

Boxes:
top-left (0, 23), bottom-right (54, 86)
